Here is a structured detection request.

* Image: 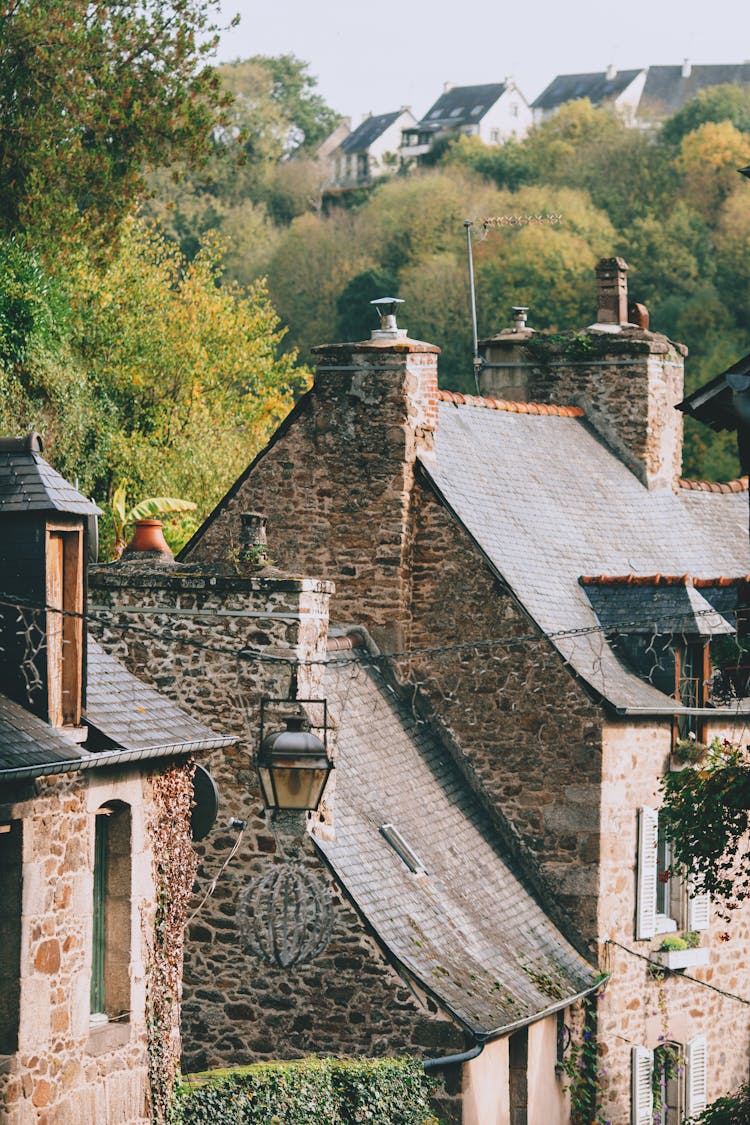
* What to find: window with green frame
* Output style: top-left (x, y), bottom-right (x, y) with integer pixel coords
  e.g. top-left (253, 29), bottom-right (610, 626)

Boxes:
top-left (91, 803), bottom-right (131, 1022)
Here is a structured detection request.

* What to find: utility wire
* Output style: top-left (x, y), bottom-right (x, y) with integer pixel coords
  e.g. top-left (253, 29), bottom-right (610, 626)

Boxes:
top-left (606, 938), bottom-right (750, 1006)
top-left (0, 589), bottom-right (746, 670)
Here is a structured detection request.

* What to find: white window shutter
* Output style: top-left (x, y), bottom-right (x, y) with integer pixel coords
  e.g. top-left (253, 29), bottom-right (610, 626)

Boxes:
top-left (631, 1046), bottom-right (654, 1125)
top-left (686, 874), bottom-right (711, 931)
top-left (636, 807), bottom-right (658, 940)
top-left (686, 1035), bottom-right (708, 1116)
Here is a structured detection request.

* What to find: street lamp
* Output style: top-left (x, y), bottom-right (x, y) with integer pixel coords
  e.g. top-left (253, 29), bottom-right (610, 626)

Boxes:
top-left (256, 699), bottom-right (332, 811)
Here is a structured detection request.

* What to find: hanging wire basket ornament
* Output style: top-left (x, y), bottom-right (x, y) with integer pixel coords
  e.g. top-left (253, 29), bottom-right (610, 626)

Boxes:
top-left (237, 861), bottom-right (334, 968)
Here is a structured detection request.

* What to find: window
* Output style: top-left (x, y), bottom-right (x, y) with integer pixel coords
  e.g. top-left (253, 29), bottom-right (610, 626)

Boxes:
top-left (675, 639), bottom-right (710, 742)
top-left (46, 523), bottom-right (84, 727)
top-left (0, 821), bottom-right (22, 1053)
top-left (632, 1038), bottom-right (706, 1124)
top-left (356, 153), bottom-right (368, 179)
top-left (91, 803), bottom-right (132, 1024)
top-left (636, 808), bottom-right (709, 940)
top-left (511, 102), bottom-right (519, 117)
top-left (449, 106), bottom-right (463, 117)
top-left (490, 129), bottom-right (500, 143)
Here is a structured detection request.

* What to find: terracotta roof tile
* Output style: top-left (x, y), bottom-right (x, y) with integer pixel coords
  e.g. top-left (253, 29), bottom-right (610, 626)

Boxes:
top-left (678, 476), bottom-right (748, 494)
top-left (436, 390), bottom-right (584, 417)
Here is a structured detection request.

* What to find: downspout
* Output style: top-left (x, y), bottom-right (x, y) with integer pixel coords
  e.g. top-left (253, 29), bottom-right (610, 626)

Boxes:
top-left (423, 1035), bottom-right (486, 1073)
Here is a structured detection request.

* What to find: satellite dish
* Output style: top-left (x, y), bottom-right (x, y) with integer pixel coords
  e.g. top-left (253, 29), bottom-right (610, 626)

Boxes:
top-left (87, 512), bottom-right (99, 563)
top-left (191, 765), bottom-right (219, 841)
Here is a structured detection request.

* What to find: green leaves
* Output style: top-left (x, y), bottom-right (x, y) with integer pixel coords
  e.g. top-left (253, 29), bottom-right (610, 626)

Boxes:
top-left (171, 1057), bottom-right (438, 1125)
top-left (660, 738), bottom-right (750, 907)
top-left (0, 0), bottom-right (227, 243)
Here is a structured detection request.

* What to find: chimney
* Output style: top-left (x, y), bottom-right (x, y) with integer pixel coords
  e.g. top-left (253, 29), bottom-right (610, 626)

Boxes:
top-left (479, 306), bottom-right (536, 400)
top-left (606, 63), bottom-right (617, 81)
top-left (182, 300), bottom-right (440, 652)
top-left (443, 81), bottom-right (454, 93)
top-left (682, 58), bottom-right (692, 78)
top-left (595, 257), bottom-right (629, 326)
top-left (478, 263), bottom-right (687, 490)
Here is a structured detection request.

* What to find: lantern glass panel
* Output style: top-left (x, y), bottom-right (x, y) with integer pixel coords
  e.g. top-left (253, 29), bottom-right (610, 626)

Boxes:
top-left (268, 765), bottom-right (330, 810)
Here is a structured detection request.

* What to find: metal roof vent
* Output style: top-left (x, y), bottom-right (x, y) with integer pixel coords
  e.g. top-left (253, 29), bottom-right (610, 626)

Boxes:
top-left (512, 306), bottom-right (529, 331)
top-left (380, 823), bottom-right (427, 875)
top-left (370, 296), bottom-right (407, 341)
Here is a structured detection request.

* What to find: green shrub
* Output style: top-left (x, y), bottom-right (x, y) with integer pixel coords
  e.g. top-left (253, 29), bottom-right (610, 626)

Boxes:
top-left (688, 1083), bottom-right (750, 1123)
top-left (658, 934), bottom-right (689, 951)
top-left (172, 1056), bottom-right (438, 1125)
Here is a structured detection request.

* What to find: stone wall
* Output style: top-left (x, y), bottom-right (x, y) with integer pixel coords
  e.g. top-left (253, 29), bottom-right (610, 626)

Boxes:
top-left (403, 477), bottom-right (604, 948)
top-left (0, 764), bottom-right (178, 1125)
top-left (481, 328), bottom-right (686, 491)
top-left (594, 717), bottom-right (750, 1122)
top-left (88, 561), bottom-right (464, 1121)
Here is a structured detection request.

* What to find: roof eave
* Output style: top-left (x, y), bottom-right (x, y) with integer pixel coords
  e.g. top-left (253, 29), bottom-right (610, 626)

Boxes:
top-left (0, 734), bottom-right (237, 783)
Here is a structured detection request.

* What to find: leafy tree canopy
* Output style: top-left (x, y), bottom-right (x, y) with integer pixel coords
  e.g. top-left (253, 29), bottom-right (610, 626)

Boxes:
top-left (0, 220), bottom-right (308, 551)
top-left (661, 83), bottom-right (750, 148)
top-left (0, 0), bottom-right (230, 244)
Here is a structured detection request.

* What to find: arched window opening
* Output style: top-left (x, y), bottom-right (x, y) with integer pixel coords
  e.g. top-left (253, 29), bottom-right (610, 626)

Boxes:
top-left (91, 801), bottom-right (131, 1024)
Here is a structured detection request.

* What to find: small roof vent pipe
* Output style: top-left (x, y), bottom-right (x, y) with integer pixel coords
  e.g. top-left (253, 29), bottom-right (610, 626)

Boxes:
top-left (512, 306), bottom-right (529, 331)
top-left (370, 297), bottom-right (407, 341)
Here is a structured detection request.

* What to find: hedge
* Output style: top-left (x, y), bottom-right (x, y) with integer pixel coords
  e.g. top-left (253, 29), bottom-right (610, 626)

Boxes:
top-left (171, 1056), bottom-right (440, 1125)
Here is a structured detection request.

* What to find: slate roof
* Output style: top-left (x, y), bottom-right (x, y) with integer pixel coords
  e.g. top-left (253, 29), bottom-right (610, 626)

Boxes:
top-left (639, 64), bottom-right (750, 118)
top-left (0, 433), bottom-right (100, 516)
top-left (314, 660), bottom-right (598, 1036)
top-left (339, 112), bottom-right (402, 154)
top-left (0, 636), bottom-right (234, 781)
top-left (532, 69), bottom-right (642, 111)
top-left (416, 83), bottom-right (507, 129)
top-left (581, 580), bottom-right (734, 637)
top-left (420, 398), bottom-right (750, 712)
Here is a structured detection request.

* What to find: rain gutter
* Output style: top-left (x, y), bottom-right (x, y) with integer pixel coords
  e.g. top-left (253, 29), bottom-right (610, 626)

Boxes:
top-left (0, 736), bottom-right (236, 783)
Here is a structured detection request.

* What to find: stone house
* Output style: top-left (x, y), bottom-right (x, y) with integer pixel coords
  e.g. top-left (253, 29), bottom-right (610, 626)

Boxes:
top-left (155, 255), bottom-right (750, 1124)
top-left (533, 61), bottom-right (750, 126)
top-left (0, 434), bottom-right (234, 1124)
top-left (401, 81), bottom-right (531, 164)
top-left (326, 109), bottom-right (415, 191)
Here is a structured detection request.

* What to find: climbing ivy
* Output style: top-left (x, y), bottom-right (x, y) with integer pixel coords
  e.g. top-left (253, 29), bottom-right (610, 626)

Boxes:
top-left (146, 763), bottom-right (198, 1124)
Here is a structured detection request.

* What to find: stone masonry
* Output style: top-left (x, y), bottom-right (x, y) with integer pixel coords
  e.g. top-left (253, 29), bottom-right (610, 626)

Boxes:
top-left (88, 561), bottom-right (464, 1121)
top-left (0, 766), bottom-right (175, 1125)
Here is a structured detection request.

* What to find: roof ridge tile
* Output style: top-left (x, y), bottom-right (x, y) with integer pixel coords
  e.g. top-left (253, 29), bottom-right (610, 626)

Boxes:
top-left (437, 389), bottom-right (584, 417)
top-left (678, 476), bottom-right (748, 493)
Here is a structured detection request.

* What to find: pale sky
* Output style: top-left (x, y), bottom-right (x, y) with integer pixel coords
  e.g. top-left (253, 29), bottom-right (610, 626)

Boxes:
top-left (217, 0), bottom-right (749, 124)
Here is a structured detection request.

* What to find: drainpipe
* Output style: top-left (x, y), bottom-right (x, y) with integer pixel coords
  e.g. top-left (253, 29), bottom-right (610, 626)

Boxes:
top-left (423, 1036), bottom-right (485, 1073)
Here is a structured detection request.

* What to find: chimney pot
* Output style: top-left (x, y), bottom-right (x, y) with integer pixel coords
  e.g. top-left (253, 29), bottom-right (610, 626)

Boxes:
top-left (121, 519), bottom-right (174, 563)
top-left (512, 306), bottom-right (529, 331)
top-left (370, 296), bottom-right (406, 340)
top-left (606, 63), bottom-right (617, 81)
top-left (682, 58), bottom-right (692, 78)
top-left (595, 257), bottom-right (629, 326)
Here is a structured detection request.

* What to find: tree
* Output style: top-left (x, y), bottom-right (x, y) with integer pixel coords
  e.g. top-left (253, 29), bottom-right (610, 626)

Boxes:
top-left (245, 54), bottom-right (341, 154)
top-left (674, 121), bottom-right (749, 220)
top-left (0, 219), bottom-right (309, 550)
top-left (661, 83), bottom-right (750, 149)
top-left (0, 0), bottom-right (230, 243)
top-left (660, 738), bottom-right (750, 909)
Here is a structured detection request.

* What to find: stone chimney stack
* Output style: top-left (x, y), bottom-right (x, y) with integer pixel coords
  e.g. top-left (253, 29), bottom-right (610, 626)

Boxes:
top-left (478, 260), bottom-right (687, 490)
top-left (182, 303), bottom-right (440, 651)
top-left (595, 257), bottom-right (629, 326)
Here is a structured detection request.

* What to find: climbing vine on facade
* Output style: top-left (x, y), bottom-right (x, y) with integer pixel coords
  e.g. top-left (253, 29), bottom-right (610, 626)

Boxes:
top-left (146, 763), bottom-right (198, 1124)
